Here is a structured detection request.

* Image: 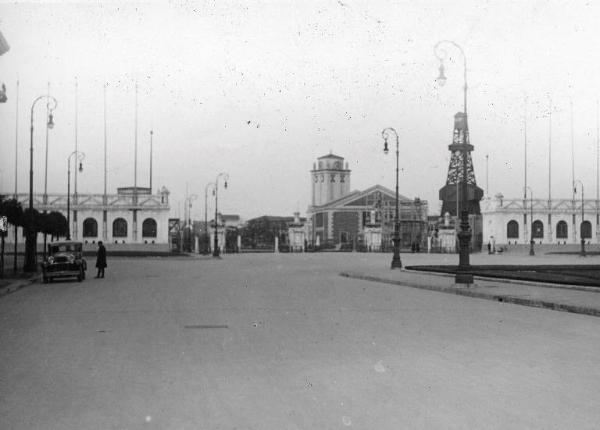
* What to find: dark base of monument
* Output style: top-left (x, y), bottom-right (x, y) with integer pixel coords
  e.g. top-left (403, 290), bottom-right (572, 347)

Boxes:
top-left (407, 265), bottom-right (600, 288)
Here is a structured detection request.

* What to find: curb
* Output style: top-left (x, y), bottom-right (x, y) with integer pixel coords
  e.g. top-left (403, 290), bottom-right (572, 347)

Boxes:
top-left (402, 268), bottom-right (600, 293)
top-left (340, 272), bottom-right (600, 318)
top-left (0, 276), bottom-right (38, 298)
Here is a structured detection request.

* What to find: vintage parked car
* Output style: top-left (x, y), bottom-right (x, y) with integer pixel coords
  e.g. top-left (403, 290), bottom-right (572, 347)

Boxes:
top-left (41, 241), bottom-right (87, 283)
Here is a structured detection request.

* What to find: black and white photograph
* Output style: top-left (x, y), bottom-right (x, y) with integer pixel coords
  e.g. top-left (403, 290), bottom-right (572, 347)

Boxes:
top-left (1, 1), bottom-right (600, 428)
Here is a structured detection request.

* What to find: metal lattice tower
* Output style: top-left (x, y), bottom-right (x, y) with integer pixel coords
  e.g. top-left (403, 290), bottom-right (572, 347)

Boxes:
top-left (439, 112), bottom-right (483, 216)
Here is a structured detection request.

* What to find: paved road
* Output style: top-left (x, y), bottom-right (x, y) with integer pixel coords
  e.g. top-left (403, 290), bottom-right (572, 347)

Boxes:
top-left (1, 253), bottom-right (599, 429)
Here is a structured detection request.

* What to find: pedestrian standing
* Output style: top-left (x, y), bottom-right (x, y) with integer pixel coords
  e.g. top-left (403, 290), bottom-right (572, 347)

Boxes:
top-left (95, 241), bottom-right (107, 278)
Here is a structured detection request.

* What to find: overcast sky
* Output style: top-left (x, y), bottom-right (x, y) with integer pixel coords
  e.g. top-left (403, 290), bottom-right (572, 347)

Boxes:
top-left (1, 0), bottom-right (600, 220)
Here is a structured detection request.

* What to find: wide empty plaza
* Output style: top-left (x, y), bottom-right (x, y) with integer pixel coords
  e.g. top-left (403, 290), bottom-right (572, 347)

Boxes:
top-left (1, 253), bottom-right (599, 429)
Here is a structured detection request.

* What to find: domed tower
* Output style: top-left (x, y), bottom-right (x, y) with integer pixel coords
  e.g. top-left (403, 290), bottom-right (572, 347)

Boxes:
top-left (311, 153), bottom-right (351, 206)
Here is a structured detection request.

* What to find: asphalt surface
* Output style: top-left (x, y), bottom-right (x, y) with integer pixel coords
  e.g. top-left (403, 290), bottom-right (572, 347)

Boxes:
top-left (1, 253), bottom-right (600, 429)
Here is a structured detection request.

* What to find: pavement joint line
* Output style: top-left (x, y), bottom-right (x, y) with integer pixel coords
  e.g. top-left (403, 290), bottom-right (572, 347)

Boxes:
top-left (402, 268), bottom-right (600, 293)
top-left (339, 272), bottom-right (600, 318)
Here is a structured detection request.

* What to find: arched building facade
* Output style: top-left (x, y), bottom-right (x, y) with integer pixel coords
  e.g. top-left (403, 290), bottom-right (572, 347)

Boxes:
top-left (482, 194), bottom-right (600, 245)
top-left (5, 186), bottom-right (171, 245)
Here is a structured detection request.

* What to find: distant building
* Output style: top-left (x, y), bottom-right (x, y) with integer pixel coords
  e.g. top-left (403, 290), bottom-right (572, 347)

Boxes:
top-left (241, 214), bottom-right (307, 251)
top-left (482, 194), bottom-right (600, 245)
top-left (306, 153), bottom-right (428, 250)
top-left (288, 212), bottom-right (307, 252)
top-left (6, 186), bottom-right (170, 245)
top-left (188, 213), bottom-right (244, 253)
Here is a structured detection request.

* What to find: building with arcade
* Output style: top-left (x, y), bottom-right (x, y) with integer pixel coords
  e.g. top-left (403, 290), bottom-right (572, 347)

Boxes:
top-left (5, 186), bottom-right (171, 245)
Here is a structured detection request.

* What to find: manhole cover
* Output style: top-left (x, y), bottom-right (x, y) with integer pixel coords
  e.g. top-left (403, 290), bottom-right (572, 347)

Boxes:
top-left (184, 325), bottom-right (228, 329)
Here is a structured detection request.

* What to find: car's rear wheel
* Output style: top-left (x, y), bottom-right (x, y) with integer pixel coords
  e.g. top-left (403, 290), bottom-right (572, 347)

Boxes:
top-left (77, 270), bottom-right (83, 282)
top-left (42, 274), bottom-right (48, 284)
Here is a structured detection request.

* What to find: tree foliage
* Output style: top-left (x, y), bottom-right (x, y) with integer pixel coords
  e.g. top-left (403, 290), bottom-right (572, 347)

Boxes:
top-left (0, 196), bottom-right (24, 226)
top-left (239, 216), bottom-right (290, 248)
top-left (0, 195), bottom-right (68, 239)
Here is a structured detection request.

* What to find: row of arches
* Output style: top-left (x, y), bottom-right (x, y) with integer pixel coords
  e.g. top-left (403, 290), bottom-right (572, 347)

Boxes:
top-left (507, 220), bottom-right (592, 239)
top-left (82, 217), bottom-right (157, 238)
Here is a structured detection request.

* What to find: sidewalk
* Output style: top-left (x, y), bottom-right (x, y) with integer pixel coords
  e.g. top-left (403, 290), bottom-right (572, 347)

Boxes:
top-left (340, 267), bottom-right (600, 317)
top-left (0, 274), bottom-right (38, 298)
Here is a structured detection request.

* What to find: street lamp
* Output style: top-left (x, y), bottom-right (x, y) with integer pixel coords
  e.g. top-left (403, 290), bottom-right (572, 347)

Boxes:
top-left (574, 179), bottom-right (586, 256)
top-left (434, 39), bottom-right (473, 284)
top-left (25, 95), bottom-right (57, 272)
top-left (213, 173), bottom-right (229, 257)
top-left (186, 194), bottom-right (198, 228)
top-left (184, 194), bottom-right (198, 252)
top-left (434, 40), bottom-right (467, 114)
top-left (204, 182), bottom-right (215, 255)
top-left (525, 186), bottom-right (534, 256)
top-left (67, 151), bottom-right (84, 240)
top-left (381, 127), bottom-right (402, 269)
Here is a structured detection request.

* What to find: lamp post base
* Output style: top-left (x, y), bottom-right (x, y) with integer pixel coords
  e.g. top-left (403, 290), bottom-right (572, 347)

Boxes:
top-left (212, 234), bottom-right (220, 257)
top-left (580, 239), bottom-right (586, 257)
top-left (529, 240), bottom-right (535, 256)
top-left (390, 237), bottom-right (402, 269)
top-left (456, 210), bottom-right (472, 285)
top-left (24, 231), bottom-right (37, 273)
top-left (391, 256), bottom-right (402, 269)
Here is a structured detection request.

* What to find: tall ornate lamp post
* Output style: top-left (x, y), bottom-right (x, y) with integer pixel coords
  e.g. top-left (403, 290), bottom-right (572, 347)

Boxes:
top-left (213, 173), bottom-right (229, 257)
top-left (574, 179), bottom-right (586, 256)
top-left (25, 95), bottom-right (57, 272)
top-left (381, 127), bottom-right (402, 269)
top-left (525, 186), bottom-right (534, 256)
top-left (66, 151), bottom-right (84, 240)
top-left (204, 182), bottom-right (215, 255)
top-left (434, 40), bottom-right (473, 284)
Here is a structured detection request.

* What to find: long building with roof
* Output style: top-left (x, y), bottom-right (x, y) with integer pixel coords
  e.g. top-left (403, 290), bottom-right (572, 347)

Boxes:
top-left (306, 153), bottom-right (428, 250)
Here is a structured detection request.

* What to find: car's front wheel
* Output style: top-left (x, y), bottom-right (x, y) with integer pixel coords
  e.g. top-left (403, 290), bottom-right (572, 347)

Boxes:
top-left (77, 269), bottom-right (83, 282)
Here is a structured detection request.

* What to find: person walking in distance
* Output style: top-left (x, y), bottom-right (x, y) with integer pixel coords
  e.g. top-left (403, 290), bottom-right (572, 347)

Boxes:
top-left (95, 241), bottom-right (107, 278)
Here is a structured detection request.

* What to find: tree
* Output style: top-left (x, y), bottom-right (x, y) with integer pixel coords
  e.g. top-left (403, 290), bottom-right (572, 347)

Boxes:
top-left (240, 216), bottom-right (291, 249)
top-left (0, 196), bottom-right (24, 227)
top-left (46, 211), bottom-right (68, 240)
top-left (225, 227), bottom-right (239, 253)
top-left (0, 196), bottom-right (24, 273)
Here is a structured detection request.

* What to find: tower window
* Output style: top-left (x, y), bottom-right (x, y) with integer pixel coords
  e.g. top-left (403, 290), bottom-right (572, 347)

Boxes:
top-left (330, 174), bottom-right (335, 182)
top-left (340, 174), bottom-right (345, 183)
